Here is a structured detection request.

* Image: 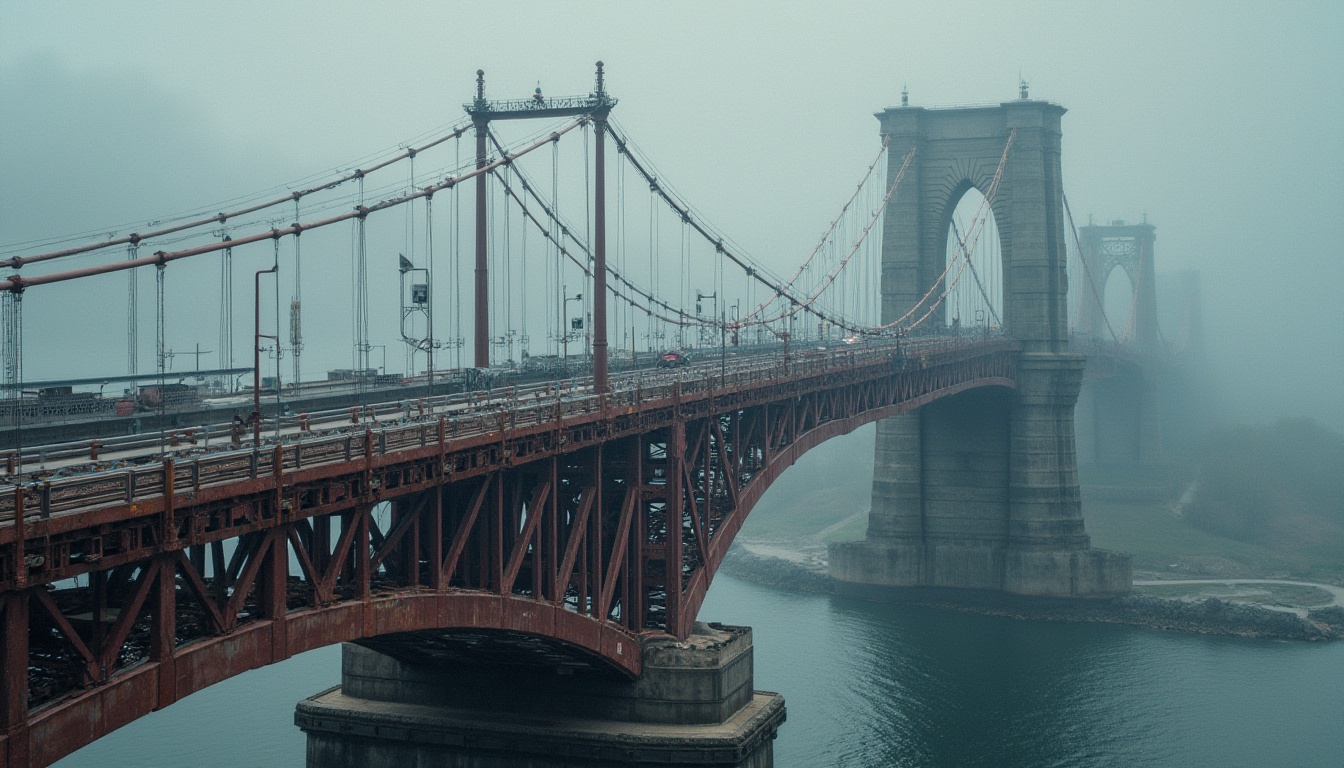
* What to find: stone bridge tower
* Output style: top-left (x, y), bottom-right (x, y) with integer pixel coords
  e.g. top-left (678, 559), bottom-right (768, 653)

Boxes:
top-left (1073, 221), bottom-right (1163, 466)
top-left (830, 97), bottom-right (1130, 597)
top-left (1077, 221), bottom-right (1159, 352)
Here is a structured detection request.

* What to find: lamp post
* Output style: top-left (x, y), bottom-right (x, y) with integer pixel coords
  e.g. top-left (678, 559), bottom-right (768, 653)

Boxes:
top-left (399, 253), bottom-right (434, 389)
top-left (253, 262), bottom-right (279, 446)
top-left (563, 287), bottom-right (583, 378)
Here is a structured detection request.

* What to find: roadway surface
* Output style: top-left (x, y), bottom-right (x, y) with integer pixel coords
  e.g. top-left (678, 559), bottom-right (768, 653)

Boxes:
top-left (0, 337), bottom-right (930, 525)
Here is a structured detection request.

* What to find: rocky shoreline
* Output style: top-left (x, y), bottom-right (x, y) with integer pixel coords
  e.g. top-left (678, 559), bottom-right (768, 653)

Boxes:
top-left (721, 543), bottom-right (1342, 642)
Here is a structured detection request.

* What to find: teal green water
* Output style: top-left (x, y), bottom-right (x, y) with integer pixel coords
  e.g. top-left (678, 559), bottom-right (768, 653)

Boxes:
top-left (701, 577), bottom-right (1344, 768)
top-left (55, 575), bottom-right (1344, 767)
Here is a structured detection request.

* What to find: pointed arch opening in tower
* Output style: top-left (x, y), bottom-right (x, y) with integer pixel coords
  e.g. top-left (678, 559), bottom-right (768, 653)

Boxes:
top-left (1103, 266), bottom-right (1137, 342)
top-left (942, 186), bottom-right (1003, 335)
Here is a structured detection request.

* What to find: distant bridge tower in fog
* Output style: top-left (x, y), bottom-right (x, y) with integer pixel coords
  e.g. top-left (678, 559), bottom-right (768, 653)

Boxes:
top-left (1072, 220), bottom-right (1163, 466)
top-left (1076, 221), bottom-right (1158, 353)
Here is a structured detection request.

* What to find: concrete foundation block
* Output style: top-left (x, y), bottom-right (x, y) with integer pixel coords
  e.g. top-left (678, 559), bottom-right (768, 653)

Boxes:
top-left (829, 539), bottom-right (1131, 598)
top-left (296, 624), bottom-right (785, 767)
top-left (1003, 548), bottom-right (1132, 597)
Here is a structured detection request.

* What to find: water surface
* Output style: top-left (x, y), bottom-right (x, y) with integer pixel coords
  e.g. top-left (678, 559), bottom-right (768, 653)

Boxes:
top-left (55, 575), bottom-right (1344, 767)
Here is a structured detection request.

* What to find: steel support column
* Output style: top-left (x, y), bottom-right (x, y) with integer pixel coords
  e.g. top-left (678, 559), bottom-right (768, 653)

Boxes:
top-left (472, 68), bottom-right (491, 369)
top-left (592, 79), bottom-right (610, 393)
top-left (1, 590), bottom-right (28, 767)
top-left (473, 113), bottom-right (490, 369)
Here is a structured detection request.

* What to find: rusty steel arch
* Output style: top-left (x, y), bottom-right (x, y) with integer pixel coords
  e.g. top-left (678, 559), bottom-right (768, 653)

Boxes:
top-left (0, 338), bottom-right (1018, 767)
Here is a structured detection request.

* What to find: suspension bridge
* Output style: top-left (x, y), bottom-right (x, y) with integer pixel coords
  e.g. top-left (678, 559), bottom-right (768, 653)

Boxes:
top-left (0, 66), bottom-right (1166, 767)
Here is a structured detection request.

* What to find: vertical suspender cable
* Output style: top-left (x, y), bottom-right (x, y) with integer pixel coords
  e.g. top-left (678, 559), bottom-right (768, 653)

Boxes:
top-left (155, 261), bottom-right (166, 449)
top-left (426, 193), bottom-right (435, 390)
top-left (351, 195), bottom-right (358, 370)
top-left (128, 244), bottom-right (139, 376)
top-left (4, 287), bottom-right (21, 470)
top-left (680, 221), bottom-right (688, 347)
top-left (274, 236), bottom-right (282, 430)
top-left (553, 139), bottom-right (562, 358)
top-left (155, 263), bottom-right (165, 381)
top-left (583, 122), bottom-right (592, 360)
top-left (454, 135), bottom-right (463, 369)
top-left (408, 151), bottom-right (416, 277)
top-left (649, 176), bottom-right (657, 353)
top-left (543, 141), bottom-right (554, 355)
top-left (620, 150), bottom-right (632, 361)
top-left (615, 145), bottom-right (623, 358)
top-left (649, 175), bottom-right (657, 353)
top-left (291, 199), bottom-right (302, 387)
top-left (488, 171), bottom-right (497, 358)
top-left (1, 291), bottom-right (18, 389)
top-left (220, 236), bottom-right (234, 381)
top-left (519, 185), bottom-right (527, 358)
top-left (355, 175), bottom-right (370, 382)
top-left (406, 152), bottom-right (416, 376)
top-left (499, 171), bottom-right (508, 360)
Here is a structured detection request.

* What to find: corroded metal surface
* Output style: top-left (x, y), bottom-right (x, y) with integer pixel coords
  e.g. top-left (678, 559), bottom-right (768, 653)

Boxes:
top-left (0, 337), bottom-right (1018, 767)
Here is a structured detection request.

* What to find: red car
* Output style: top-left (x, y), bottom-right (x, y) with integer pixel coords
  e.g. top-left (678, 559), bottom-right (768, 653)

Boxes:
top-left (658, 350), bottom-right (690, 368)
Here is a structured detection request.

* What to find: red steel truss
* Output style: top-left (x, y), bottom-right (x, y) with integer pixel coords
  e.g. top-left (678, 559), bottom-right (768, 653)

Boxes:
top-left (0, 338), bottom-right (1017, 767)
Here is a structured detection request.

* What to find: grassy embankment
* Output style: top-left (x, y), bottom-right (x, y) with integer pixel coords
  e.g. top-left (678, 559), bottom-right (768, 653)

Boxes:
top-left (739, 422), bottom-right (1344, 586)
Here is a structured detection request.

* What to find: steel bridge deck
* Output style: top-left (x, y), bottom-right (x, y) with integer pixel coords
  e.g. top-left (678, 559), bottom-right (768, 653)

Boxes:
top-left (0, 336), bottom-right (1019, 768)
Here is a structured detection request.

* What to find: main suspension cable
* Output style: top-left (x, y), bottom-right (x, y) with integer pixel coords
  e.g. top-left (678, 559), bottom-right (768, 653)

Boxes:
top-left (489, 170), bottom-right (706, 329)
top-left (2, 121), bottom-right (475, 270)
top-left (950, 216), bottom-right (1001, 327)
top-left (486, 129), bottom-right (701, 327)
top-left (871, 129), bottom-right (1015, 333)
top-left (735, 145), bottom-right (917, 332)
top-left (1062, 192), bottom-right (1121, 344)
top-left (609, 121), bottom-right (914, 336)
top-left (0, 117), bottom-right (591, 294)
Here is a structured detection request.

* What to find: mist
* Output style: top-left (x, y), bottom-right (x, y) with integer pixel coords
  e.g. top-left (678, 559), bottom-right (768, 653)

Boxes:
top-left (2, 1), bottom-right (1341, 428)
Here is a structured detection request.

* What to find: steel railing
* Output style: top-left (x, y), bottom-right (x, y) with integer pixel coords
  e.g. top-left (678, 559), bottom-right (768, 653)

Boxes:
top-left (0, 337), bottom-right (1015, 523)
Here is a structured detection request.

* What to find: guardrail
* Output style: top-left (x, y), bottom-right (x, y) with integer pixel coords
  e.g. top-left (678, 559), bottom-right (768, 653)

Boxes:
top-left (0, 337), bottom-right (1013, 524)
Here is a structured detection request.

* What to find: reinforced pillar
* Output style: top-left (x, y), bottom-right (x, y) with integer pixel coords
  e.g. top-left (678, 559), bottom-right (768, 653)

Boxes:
top-left (296, 623), bottom-right (785, 768)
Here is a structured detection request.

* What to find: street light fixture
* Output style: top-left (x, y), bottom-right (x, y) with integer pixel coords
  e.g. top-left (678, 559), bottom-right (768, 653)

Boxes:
top-left (253, 262), bottom-right (279, 445)
top-left (399, 253), bottom-right (436, 392)
top-left (563, 286), bottom-right (583, 377)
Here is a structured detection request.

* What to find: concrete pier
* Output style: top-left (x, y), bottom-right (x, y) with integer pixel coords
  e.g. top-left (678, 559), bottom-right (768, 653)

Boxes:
top-left (296, 623), bottom-right (784, 767)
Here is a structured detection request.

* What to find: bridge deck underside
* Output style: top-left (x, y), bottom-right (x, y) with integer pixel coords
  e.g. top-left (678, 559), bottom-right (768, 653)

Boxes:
top-left (0, 339), bottom-right (1018, 768)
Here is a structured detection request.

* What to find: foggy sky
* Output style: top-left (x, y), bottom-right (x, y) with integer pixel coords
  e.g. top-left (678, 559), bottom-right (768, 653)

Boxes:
top-left (2, 1), bottom-right (1341, 428)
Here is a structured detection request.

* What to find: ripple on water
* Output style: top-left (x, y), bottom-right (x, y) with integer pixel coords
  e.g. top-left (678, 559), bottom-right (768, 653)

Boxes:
top-left (700, 575), bottom-right (1344, 768)
top-left (49, 575), bottom-right (1344, 767)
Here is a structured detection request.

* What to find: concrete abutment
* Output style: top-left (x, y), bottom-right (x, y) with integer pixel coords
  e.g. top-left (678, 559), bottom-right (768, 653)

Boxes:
top-left (296, 624), bottom-right (784, 767)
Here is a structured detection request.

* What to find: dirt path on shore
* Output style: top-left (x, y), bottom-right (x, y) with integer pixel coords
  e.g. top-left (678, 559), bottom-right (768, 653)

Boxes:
top-left (1133, 579), bottom-right (1344, 616)
top-left (736, 512), bottom-right (866, 573)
